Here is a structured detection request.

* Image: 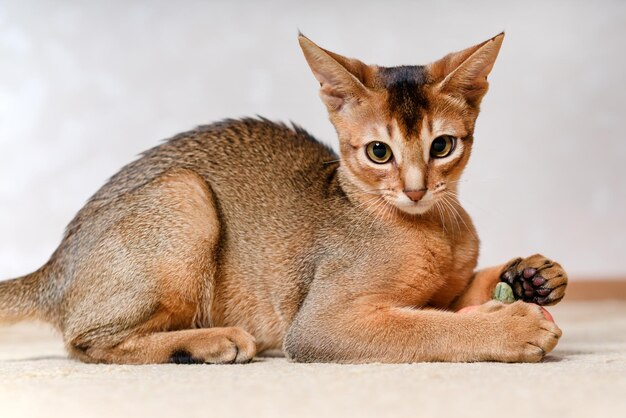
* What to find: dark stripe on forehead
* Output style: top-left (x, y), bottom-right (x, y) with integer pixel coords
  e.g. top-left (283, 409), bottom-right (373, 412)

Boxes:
top-left (378, 66), bottom-right (429, 137)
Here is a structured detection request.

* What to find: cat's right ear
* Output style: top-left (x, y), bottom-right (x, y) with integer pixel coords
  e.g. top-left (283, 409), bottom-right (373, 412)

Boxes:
top-left (298, 34), bottom-right (371, 112)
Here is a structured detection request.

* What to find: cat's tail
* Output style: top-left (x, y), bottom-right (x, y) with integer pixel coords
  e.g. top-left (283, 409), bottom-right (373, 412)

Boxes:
top-left (0, 269), bottom-right (48, 325)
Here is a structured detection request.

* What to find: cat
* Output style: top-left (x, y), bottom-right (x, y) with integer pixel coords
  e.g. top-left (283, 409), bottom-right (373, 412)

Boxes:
top-left (0, 33), bottom-right (567, 364)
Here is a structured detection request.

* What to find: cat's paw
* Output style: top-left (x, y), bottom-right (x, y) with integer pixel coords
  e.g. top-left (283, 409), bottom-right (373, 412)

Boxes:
top-left (464, 301), bottom-right (561, 362)
top-left (500, 254), bottom-right (567, 306)
top-left (495, 301), bottom-right (562, 362)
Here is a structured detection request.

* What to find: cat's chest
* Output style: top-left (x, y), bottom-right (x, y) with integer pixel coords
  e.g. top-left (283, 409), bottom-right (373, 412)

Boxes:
top-left (366, 221), bottom-right (478, 307)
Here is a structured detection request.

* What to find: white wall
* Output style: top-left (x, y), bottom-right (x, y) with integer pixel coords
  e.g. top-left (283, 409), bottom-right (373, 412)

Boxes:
top-left (1, 0), bottom-right (625, 280)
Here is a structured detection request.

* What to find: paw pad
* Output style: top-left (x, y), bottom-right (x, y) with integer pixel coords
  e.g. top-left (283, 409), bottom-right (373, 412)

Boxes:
top-left (500, 257), bottom-right (566, 306)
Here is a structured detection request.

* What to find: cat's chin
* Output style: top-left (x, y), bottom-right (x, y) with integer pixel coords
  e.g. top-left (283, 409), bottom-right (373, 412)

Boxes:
top-left (390, 200), bottom-right (433, 216)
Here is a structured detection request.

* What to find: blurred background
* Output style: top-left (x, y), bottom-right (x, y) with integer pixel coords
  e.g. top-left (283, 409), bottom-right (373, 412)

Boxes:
top-left (1, 0), bottom-right (625, 281)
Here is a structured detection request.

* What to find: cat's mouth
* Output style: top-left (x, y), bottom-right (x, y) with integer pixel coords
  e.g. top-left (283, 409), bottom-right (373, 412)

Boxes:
top-left (385, 192), bottom-right (436, 215)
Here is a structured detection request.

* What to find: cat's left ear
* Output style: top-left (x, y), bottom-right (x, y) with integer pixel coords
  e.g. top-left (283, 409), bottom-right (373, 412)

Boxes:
top-left (298, 33), bottom-right (372, 112)
top-left (429, 33), bottom-right (504, 106)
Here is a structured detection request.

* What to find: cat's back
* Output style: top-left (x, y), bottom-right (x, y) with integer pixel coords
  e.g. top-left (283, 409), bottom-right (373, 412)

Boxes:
top-left (68, 118), bottom-right (339, 235)
top-left (186, 118), bottom-right (338, 200)
top-left (180, 118), bottom-right (342, 237)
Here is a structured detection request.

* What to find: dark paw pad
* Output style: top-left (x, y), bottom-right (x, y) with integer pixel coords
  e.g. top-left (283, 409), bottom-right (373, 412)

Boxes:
top-left (500, 256), bottom-right (567, 306)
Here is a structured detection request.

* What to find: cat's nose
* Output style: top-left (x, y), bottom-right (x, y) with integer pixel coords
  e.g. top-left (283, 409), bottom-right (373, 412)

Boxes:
top-left (404, 188), bottom-right (427, 202)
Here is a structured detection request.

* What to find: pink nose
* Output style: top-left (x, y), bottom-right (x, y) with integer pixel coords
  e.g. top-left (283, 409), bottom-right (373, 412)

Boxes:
top-left (404, 189), bottom-right (427, 202)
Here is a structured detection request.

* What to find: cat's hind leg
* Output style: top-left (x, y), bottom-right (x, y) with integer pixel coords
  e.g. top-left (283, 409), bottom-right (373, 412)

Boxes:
top-left (73, 327), bottom-right (256, 364)
top-left (60, 168), bottom-right (257, 364)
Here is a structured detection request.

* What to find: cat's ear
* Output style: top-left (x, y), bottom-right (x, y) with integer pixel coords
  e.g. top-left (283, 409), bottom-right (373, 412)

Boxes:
top-left (429, 33), bottom-right (504, 105)
top-left (298, 34), bottom-right (371, 112)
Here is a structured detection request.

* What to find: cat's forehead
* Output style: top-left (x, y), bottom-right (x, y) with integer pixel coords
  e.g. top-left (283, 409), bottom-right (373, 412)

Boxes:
top-left (377, 65), bottom-right (430, 138)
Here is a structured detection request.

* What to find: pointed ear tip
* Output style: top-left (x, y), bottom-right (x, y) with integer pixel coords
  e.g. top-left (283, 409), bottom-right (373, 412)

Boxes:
top-left (298, 35), bottom-right (311, 49)
top-left (492, 32), bottom-right (505, 44)
top-left (298, 33), bottom-right (314, 48)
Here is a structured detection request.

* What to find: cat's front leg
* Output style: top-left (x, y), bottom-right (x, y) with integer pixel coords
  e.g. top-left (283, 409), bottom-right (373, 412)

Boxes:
top-left (451, 254), bottom-right (568, 310)
top-left (284, 293), bottom-right (562, 363)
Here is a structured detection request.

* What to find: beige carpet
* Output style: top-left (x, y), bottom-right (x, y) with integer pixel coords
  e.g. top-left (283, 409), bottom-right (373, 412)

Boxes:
top-left (1, 301), bottom-right (625, 418)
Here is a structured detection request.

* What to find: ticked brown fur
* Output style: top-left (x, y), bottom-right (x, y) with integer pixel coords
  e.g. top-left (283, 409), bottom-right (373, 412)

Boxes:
top-left (0, 33), bottom-right (567, 364)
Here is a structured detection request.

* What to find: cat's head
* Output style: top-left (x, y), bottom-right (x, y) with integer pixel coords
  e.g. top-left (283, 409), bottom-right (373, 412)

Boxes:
top-left (299, 33), bottom-right (503, 215)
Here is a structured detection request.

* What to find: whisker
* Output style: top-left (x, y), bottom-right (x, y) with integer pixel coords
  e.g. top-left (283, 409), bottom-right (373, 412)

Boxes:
top-left (377, 196), bottom-right (396, 229)
top-left (357, 196), bottom-right (387, 239)
top-left (445, 189), bottom-right (500, 217)
top-left (352, 195), bottom-right (382, 210)
top-left (434, 200), bottom-right (447, 235)
top-left (442, 192), bottom-right (479, 241)
top-left (435, 196), bottom-right (452, 234)
top-left (325, 192), bottom-right (376, 205)
top-left (322, 159), bottom-right (341, 165)
top-left (447, 178), bottom-right (499, 184)
top-left (439, 195), bottom-right (461, 235)
top-left (345, 195), bottom-right (384, 241)
top-left (384, 198), bottom-right (398, 224)
top-left (333, 194), bottom-right (378, 221)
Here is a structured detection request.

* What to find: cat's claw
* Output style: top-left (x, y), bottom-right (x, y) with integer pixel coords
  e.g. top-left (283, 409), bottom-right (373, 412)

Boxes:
top-left (500, 255), bottom-right (568, 306)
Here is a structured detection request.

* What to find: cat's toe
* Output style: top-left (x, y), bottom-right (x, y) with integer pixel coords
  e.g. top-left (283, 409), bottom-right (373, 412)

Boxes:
top-left (500, 255), bottom-right (568, 306)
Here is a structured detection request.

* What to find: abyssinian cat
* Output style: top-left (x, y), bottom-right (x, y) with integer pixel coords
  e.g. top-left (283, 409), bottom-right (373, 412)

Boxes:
top-left (0, 33), bottom-right (567, 364)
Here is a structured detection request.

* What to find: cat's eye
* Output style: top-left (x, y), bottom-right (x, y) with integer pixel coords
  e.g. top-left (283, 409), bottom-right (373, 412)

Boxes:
top-left (430, 135), bottom-right (456, 158)
top-left (366, 142), bottom-right (393, 164)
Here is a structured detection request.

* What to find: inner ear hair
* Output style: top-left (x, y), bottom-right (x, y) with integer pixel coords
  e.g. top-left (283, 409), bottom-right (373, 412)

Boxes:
top-left (429, 33), bottom-right (504, 105)
top-left (298, 34), bottom-right (372, 111)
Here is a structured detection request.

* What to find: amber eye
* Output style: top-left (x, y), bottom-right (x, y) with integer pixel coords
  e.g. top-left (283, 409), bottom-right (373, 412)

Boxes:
top-left (366, 142), bottom-right (393, 164)
top-left (430, 135), bottom-right (456, 158)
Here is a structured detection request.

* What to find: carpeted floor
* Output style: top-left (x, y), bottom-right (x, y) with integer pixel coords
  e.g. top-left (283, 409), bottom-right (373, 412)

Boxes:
top-left (1, 301), bottom-right (625, 418)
